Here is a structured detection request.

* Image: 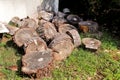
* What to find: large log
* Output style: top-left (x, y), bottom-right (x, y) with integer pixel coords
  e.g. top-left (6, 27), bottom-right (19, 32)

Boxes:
top-left (52, 16), bottom-right (67, 27)
top-left (36, 21), bottom-right (57, 42)
top-left (14, 28), bottom-right (38, 47)
top-left (18, 18), bottom-right (38, 30)
top-left (66, 29), bottom-right (81, 47)
top-left (24, 37), bottom-right (47, 54)
top-left (49, 33), bottom-right (74, 61)
top-left (22, 50), bottom-right (53, 74)
top-left (78, 21), bottom-right (99, 33)
top-left (58, 24), bottom-right (76, 33)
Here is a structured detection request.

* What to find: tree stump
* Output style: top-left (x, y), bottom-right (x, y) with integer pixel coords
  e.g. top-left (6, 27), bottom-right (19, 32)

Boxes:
top-left (22, 50), bottom-right (53, 74)
top-left (24, 37), bottom-right (47, 54)
top-left (14, 28), bottom-right (38, 47)
top-left (58, 24), bottom-right (76, 33)
top-left (49, 33), bottom-right (74, 61)
top-left (36, 21), bottom-right (57, 42)
top-left (66, 29), bottom-right (81, 47)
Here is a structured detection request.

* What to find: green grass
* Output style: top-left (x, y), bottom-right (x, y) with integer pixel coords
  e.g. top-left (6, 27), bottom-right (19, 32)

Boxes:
top-left (0, 32), bottom-right (120, 80)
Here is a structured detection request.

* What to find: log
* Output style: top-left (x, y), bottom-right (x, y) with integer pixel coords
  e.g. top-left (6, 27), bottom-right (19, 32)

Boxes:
top-left (66, 14), bottom-right (83, 24)
top-left (36, 21), bottom-right (57, 42)
top-left (6, 25), bottom-right (19, 35)
top-left (52, 16), bottom-right (67, 27)
top-left (82, 38), bottom-right (101, 50)
top-left (24, 37), bottom-right (47, 54)
top-left (58, 24), bottom-right (76, 33)
top-left (18, 18), bottom-right (38, 30)
top-left (38, 10), bottom-right (54, 21)
top-left (14, 28), bottom-right (38, 47)
top-left (22, 50), bottom-right (53, 74)
top-left (49, 33), bottom-right (74, 61)
top-left (66, 29), bottom-right (81, 47)
top-left (78, 21), bottom-right (99, 33)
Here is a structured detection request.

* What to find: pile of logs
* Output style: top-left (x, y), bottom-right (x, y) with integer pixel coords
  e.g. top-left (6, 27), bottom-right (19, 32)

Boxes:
top-left (6, 10), bottom-right (82, 78)
top-left (3, 8), bottom-right (102, 78)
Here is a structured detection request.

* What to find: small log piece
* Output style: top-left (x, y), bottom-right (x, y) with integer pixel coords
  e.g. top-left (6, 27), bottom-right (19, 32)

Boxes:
top-left (36, 21), bottom-right (57, 42)
top-left (14, 28), bottom-right (38, 47)
top-left (24, 37), bottom-right (47, 54)
top-left (66, 29), bottom-right (81, 47)
top-left (82, 38), bottom-right (101, 50)
top-left (49, 33), bottom-right (74, 61)
top-left (22, 50), bottom-right (53, 74)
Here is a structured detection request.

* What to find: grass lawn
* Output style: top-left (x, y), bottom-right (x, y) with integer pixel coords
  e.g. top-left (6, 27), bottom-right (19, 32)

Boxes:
top-left (0, 32), bottom-right (120, 80)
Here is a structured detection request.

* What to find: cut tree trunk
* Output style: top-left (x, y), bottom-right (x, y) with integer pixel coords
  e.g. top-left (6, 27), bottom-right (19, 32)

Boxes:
top-left (58, 24), bottom-right (76, 33)
top-left (24, 37), bottom-right (47, 54)
top-left (13, 28), bottom-right (38, 47)
top-left (49, 33), bottom-right (74, 61)
top-left (66, 29), bottom-right (81, 47)
top-left (18, 18), bottom-right (38, 30)
top-left (36, 21), bottom-right (57, 42)
top-left (22, 50), bottom-right (53, 74)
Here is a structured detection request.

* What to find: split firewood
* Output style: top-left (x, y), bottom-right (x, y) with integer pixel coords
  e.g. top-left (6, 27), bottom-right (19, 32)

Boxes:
top-left (49, 33), bottom-right (74, 61)
top-left (66, 29), bottom-right (81, 47)
top-left (36, 21), bottom-right (57, 42)
top-left (13, 28), bottom-right (39, 47)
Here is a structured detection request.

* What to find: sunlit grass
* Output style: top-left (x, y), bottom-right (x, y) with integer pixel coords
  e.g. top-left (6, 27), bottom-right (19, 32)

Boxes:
top-left (0, 32), bottom-right (120, 80)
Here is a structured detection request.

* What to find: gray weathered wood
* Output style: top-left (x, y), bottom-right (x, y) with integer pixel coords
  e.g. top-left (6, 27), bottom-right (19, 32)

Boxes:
top-left (14, 28), bottom-right (38, 47)
top-left (22, 50), bottom-right (53, 74)
top-left (49, 33), bottom-right (74, 61)
top-left (67, 29), bottom-right (81, 47)
top-left (24, 37), bottom-right (47, 54)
